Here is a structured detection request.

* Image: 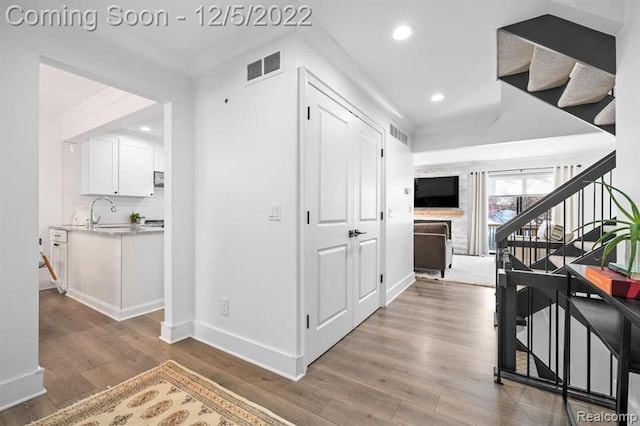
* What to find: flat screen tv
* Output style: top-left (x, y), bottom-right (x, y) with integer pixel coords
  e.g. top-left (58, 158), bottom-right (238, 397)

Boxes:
top-left (414, 176), bottom-right (459, 208)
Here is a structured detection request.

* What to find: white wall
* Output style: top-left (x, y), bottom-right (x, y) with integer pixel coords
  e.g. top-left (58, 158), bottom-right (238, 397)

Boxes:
top-left (616, 1), bottom-right (640, 417)
top-left (191, 33), bottom-right (415, 379)
top-left (192, 35), bottom-right (300, 377)
top-left (384, 139), bottom-right (416, 303)
top-left (519, 305), bottom-right (616, 396)
top-left (0, 27), bottom-right (44, 410)
top-left (550, 0), bottom-right (624, 34)
top-left (0, 22), bottom-right (194, 410)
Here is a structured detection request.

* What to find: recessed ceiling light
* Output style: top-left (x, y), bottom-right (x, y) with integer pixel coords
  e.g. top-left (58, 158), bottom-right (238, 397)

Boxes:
top-left (140, 126), bottom-right (151, 132)
top-left (430, 93), bottom-right (445, 102)
top-left (393, 25), bottom-right (413, 41)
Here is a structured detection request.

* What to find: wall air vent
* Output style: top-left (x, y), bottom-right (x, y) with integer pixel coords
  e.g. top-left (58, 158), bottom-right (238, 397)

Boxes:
top-left (246, 50), bottom-right (282, 84)
top-left (247, 59), bottom-right (263, 81)
top-left (263, 52), bottom-right (281, 75)
top-left (390, 124), bottom-right (409, 145)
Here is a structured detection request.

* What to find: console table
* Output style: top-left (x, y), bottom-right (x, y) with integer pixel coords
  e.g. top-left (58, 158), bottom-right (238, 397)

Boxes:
top-left (565, 264), bottom-right (640, 425)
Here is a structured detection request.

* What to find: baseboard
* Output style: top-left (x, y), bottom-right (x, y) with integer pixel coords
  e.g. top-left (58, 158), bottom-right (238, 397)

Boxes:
top-left (193, 321), bottom-right (304, 381)
top-left (119, 300), bottom-right (164, 321)
top-left (160, 320), bottom-right (193, 344)
top-left (66, 289), bottom-right (163, 321)
top-left (0, 367), bottom-right (46, 411)
top-left (385, 272), bottom-right (415, 306)
top-left (39, 279), bottom-right (56, 291)
top-left (66, 289), bottom-right (120, 319)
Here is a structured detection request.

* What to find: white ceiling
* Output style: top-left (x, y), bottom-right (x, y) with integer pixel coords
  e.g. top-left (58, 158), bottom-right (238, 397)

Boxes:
top-left (40, 64), bottom-right (163, 140)
top-left (39, 64), bottom-right (111, 119)
top-left (37, 0), bottom-right (622, 161)
top-left (31, 0), bottom-right (557, 132)
top-left (121, 114), bottom-right (164, 138)
top-left (304, 0), bottom-right (554, 129)
top-left (413, 132), bottom-right (616, 167)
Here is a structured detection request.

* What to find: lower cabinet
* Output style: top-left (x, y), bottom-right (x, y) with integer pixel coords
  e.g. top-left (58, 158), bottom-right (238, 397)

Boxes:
top-left (67, 231), bottom-right (163, 320)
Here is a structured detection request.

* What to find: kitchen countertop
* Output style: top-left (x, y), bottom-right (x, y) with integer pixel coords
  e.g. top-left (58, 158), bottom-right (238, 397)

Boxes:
top-left (51, 224), bottom-right (164, 236)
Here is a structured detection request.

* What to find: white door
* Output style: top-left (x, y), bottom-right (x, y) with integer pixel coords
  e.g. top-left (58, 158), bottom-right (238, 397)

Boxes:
top-left (305, 86), bottom-right (354, 363)
top-left (305, 85), bottom-right (382, 364)
top-left (352, 119), bottom-right (382, 326)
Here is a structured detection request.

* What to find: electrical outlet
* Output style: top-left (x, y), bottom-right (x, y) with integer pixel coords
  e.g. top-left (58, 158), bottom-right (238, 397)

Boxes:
top-left (221, 297), bottom-right (229, 316)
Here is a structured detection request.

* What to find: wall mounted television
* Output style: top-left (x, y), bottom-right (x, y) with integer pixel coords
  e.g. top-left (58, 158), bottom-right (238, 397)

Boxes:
top-left (414, 176), bottom-right (460, 208)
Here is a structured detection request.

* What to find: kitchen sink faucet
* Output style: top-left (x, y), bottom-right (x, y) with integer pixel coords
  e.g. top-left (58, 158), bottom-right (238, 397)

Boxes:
top-left (88, 197), bottom-right (117, 229)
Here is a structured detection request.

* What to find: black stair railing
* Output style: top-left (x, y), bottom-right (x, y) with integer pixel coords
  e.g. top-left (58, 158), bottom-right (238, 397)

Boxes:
top-left (496, 151), bottom-right (616, 274)
top-left (496, 269), bottom-right (617, 409)
top-left (495, 151), bottom-right (619, 409)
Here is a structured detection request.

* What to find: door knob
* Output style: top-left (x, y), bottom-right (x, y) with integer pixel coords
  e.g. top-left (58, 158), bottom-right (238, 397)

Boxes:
top-left (348, 230), bottom-right (356, 238)
top-left (353, 229), bottom-right (367, 236)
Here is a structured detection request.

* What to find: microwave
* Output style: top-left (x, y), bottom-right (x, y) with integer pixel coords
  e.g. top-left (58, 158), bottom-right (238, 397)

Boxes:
top-left (154, 171), bottom-right (164, 187)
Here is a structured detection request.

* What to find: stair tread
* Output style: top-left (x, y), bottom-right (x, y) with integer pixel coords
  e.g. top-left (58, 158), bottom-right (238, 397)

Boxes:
top-left (574, 240), bottom-right (597, 252)
top-left (499, 73), bottom-right (616, 135)
top-left (549, 255), bottom-right (579, 266)
top-left (528, 46), bottom-right (575, 92)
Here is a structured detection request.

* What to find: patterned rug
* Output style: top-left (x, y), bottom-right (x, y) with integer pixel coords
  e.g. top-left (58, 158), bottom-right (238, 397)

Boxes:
top-left (30, 360), bottom-right (294, 426)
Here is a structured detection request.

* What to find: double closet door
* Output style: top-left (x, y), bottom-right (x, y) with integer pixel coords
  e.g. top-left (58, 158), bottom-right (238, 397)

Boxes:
top-left (304, 84), bottom-right (382, 364)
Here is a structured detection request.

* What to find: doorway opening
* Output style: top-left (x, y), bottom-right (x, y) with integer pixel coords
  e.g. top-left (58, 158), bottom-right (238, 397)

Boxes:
top-left (38, 60), bottom-right (170, 336)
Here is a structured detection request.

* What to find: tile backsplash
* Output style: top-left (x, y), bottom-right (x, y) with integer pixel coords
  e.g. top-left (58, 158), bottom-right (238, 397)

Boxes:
top-left (62, 142), bottom-right (164, 225)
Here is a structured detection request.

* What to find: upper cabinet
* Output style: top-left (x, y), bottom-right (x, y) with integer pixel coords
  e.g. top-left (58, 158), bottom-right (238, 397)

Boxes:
top-left (81, 136), bottom-right (154, 197)
top-left (81, 137), bottom-right (119, 195)
top-left (119, 138), bottom-right (154, 197)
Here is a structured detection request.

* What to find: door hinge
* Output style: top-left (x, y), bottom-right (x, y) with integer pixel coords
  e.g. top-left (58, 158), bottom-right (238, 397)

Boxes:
top-left (307, 106), bottom-right (311, 120)
top-left (381, 149), bottom-right (384, 157)
top-left (380, 211), bottom-right (384, 221)
top-left (306, 314), bottom-right (310, 329)
top-left (306, 211), bottom-right (310, 225)
top-left (380, 274), bottom-right (384, 283)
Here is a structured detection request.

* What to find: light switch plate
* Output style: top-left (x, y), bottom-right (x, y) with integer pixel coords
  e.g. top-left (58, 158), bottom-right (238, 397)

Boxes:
top-left (269, 203), bottom-right (281, 221)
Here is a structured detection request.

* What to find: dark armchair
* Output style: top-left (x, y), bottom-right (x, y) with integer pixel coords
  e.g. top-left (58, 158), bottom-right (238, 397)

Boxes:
top-left (414, 222), bottom-right (454, 278)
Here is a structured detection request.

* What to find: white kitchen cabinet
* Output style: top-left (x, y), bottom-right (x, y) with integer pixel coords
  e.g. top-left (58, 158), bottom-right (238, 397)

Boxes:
top-left (154, 147), bottom-right (165, 172)
top-left (81, 136), bottom-right (154, 197)
top-left (119, 137), bottom-right (154, 197)
top-left (66, 229), bottom-right (164, 320)
top-left (81, 137), bottom-right (119, 196)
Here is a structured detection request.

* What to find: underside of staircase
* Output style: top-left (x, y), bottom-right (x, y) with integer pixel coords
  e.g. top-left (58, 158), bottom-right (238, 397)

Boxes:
top-left (498, 14), bottom-right (616, 134)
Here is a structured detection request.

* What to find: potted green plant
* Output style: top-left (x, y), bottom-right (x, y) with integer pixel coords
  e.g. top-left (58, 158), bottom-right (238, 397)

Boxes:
top-left (581, 182), bottom-right (640, 276)
top-left (130, 212), bottom-right (140, 224)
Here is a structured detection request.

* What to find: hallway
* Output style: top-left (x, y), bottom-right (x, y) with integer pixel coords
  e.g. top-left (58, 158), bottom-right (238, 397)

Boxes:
top-left (1, 280), bottom-right (603, 425)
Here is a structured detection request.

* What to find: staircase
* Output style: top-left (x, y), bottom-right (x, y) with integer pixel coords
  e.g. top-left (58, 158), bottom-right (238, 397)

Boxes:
top-left (498, 15), bottom-right (616, 134)
top-left (494, 14), bottom-right (622, 414)
top-left (495, 152), bottom-right (618, 405)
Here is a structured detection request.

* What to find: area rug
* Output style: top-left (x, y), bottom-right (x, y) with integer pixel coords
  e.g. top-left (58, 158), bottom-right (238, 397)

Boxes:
top-left (415, 254), bottom-right (496, 287)
top-left (30, 360), bottom-right (294, 426)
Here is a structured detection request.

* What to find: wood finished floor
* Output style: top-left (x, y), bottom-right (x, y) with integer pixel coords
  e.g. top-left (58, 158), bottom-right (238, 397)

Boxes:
top-left (1, 279), bottom-right (607, 425)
